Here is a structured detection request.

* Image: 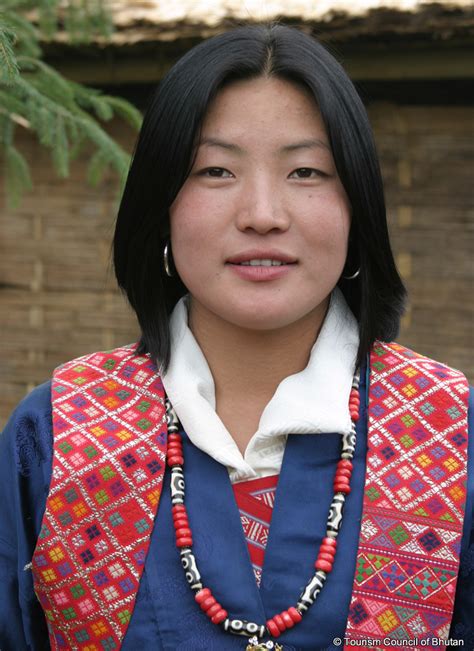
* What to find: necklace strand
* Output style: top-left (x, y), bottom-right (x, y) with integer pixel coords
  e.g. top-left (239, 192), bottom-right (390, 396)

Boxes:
top-left (166, 371), bottom-right (359, 646)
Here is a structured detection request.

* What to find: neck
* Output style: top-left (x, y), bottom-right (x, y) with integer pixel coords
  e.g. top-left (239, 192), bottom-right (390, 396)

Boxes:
top-left (188, 298), bottom-right (329, 451)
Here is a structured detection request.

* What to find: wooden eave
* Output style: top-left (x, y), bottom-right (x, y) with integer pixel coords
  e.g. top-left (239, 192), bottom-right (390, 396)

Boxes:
top-left (42, 6), bottom-right (474, 84)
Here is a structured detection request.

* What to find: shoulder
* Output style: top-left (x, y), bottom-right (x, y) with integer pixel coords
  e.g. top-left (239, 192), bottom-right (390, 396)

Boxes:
top-left (53, 343), bottom-right (143, 378)
top-left (372, 341), bottom-right (467, 379)
top-left (1, 381), bottom-right (53, 476)
top-left (51, 343), bottom-right (158, 387)
top-left (370, 339), bottom-right (472, 431)
top-left (371, 341), bottom-right (470, 402)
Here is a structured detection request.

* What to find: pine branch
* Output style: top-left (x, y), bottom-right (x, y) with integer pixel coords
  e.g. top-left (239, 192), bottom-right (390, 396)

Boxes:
top-left (0, 1), bottom-right (142, 206)
top-left (1, 11), bottom-right (41, 58)
top-left (18, 56), bottom-right (77, 108)
top-left (0, 22), bottom-right (20, 83)
top-left (100, 95), bottom-right (143, 130)
top-left (12, 74), bottom-right (131, 183)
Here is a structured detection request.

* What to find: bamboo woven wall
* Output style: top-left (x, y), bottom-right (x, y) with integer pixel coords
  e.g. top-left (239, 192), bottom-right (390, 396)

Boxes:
top-left (1, 104), bottom-right (473, 427)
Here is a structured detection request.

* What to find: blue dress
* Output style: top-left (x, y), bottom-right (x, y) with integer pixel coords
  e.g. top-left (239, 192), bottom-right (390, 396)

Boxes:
top-left (0, 373), bottom-right (473, 650)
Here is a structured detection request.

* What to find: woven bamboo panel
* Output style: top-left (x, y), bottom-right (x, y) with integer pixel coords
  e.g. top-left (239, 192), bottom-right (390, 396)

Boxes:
top-left (1, 105), bottom-right (472, 427)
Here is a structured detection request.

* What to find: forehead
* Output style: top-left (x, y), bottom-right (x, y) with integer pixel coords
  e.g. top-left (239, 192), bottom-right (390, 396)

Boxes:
top-left (199, 77), bottom-right (327, 144)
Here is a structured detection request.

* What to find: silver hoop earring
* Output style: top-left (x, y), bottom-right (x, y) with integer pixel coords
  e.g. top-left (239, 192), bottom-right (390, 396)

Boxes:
top-left (163, 241), bottom-right (173, 277)
top-left (342, 267), bottom-right (360, 280)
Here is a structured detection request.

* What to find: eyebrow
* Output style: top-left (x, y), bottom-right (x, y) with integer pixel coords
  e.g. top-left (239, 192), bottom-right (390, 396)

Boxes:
top-left (199, 137), bottom-right (330, 154)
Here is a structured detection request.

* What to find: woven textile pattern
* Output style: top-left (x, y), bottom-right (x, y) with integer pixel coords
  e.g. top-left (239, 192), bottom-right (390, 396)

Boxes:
top-left (233, 475), bottom-right (279, 586)
top-left (32, 346), bottom-right (167, 651)
top-left (344, 343), bottom-right (469, 651)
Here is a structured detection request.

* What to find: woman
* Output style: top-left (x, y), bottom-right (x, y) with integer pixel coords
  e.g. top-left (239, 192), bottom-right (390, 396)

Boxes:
top-left (1, 24), bottom-right (472, 651)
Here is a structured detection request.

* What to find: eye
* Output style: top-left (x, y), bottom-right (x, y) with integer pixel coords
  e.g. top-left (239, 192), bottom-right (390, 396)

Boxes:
top-left (289, 168), bottom-right (326, 179)
top-left (201, 167), bottom-right (234, 178)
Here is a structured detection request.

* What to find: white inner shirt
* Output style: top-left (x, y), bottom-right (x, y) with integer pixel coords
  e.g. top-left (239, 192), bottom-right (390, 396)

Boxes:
top-left (161, 287), bottom-right (359, 483)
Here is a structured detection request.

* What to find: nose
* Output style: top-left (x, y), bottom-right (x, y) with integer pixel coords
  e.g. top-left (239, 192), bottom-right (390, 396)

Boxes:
top-left (235, 178), bottom-right (290, 234)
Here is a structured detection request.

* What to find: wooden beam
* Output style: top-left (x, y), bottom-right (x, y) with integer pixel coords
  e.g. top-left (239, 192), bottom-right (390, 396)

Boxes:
top-left (51, 44), bottom-right (474, 84)
top-left (342, 47), bottom-right (474, 80)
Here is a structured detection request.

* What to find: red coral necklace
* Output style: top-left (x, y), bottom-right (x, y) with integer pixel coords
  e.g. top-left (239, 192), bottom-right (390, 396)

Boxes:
top-left (165, 371), bottom-right (360, 649)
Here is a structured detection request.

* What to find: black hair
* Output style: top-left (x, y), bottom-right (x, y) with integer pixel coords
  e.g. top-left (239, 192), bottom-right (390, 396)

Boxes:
top-left (114, 23), bottom-right (406, 371)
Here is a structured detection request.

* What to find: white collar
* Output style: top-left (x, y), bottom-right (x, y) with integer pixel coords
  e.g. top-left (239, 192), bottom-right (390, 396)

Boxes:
top-left (161, 288), bottom-right (359, 481)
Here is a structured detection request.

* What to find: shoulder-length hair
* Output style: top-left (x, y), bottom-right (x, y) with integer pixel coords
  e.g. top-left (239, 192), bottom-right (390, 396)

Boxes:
top-left (114, 23), bottom-right (406, 371)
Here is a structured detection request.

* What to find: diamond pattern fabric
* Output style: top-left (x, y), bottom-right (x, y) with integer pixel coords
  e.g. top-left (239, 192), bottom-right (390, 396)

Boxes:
top-left (32, 346), bottom-right (167, 650)
top-left (344, 342), bottom-right (469, 650)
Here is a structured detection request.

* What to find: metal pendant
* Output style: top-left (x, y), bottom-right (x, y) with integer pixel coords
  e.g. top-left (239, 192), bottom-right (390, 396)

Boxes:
top-left (245, 636), bottom-right (283, 650)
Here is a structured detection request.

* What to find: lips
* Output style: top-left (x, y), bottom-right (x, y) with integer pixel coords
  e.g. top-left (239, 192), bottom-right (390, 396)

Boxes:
top-left (226, 251), bottom-right (297, 282)
top-left (237, 259), bottom-right (287, 266)
top-left (226, 250), bottom-right (297, 265)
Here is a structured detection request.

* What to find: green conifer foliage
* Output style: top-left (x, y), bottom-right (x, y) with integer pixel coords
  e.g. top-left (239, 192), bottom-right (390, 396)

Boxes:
top-left (0, 1), bottom-right (142, 207)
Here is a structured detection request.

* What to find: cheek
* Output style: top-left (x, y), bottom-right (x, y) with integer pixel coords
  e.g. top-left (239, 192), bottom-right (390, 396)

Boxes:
top-left (169, 193), bottom-right (223, 286)
top-left (300, 193), bottom-right (351, 255)
top-left (170, 193), bottom-right (202, 249)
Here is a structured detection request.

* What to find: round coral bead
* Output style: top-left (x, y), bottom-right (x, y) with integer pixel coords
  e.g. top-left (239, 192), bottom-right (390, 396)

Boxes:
top-left (167, 455), bottom-right (184, 467)
top-left (274, 614), bottom-right (286, 632)
top-left (350, 410), bottom-right (359, 421)
top-left (334, 482), bottom-right (350, 492)
top-left (173, 518), bottom-right (189, 530)
top-left (266, 619), bottom-right (281, 638)
top-left (211, 609), bottom-right (227, 625)
top-left (172, 511), bottom-right (187, 522)
top-left (206, 603), bottom-right (221, 618)
top-left (195, 588), bottom-right (211, 603)
top-left (287, 607), bottom-right (302, 624)
top-left (175, 527), bottom-right (192, 538)
top-left (320, 545), bottom-right (336, 557)
top-left (334, 483), bottom-right (351, 494)
top-left (172, 504), bottom-right (186, 514)
top-left (168, 433), bottom-right (182, 442)
top-left (176, 536), bottom-right (193, 547)
top-left (337, 460), bottom-right (353, 471)
top-left (200, 596), bottom-right (217, 611)
top-left (281, 611), bottom-right (294, 628)
top-left (334, 475), bottom-right (350, 485)
top-left (315, 559), bottom-right (333, 573)
top-left (318, 551), bottom-right (335, 563)
top-left (167, 445), bottom-right (183, 455)
top-left (322, 537), bottom-right (337, 547)
top-left (335, 468), bottom-right (352, 478)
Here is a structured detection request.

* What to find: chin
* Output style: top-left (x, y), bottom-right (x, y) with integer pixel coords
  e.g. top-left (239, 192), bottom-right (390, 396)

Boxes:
top-left (217, 303), bottom-right (315, 333)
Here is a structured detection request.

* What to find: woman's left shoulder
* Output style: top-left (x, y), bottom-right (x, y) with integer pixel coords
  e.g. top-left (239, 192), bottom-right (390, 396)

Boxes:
top-left (1, 381), bottom-right (53, 477)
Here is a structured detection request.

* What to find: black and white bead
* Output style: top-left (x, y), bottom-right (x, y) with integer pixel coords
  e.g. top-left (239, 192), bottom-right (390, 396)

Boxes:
top-left (326, 494), bottom-right (346, 535)
top-left (170, 466), bottom-right (185, 505)
top-left (296, 570), bottom-right (327, 612)
top-left (223, 618), bottom-right (266, 638)
top-left (180, 547), bottom-right (202, 590)
top-left (341, 429), bottom-right (356, 460)
top-left (166, 399), bottom-right (180, 434)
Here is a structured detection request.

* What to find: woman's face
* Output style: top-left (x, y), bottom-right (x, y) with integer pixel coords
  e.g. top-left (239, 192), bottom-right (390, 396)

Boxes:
top-left (170, 77), bottom-right (351, 333)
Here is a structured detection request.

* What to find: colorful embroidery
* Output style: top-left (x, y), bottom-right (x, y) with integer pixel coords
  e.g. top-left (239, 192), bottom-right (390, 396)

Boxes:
top-left (32, 341), bottom-right (469, 649)
top-left (344, 343), bottom-right (469, 650)
top-left (233, 475), bottom-right (279, 585)
top-left (32, 346), bottom-right (167, 650)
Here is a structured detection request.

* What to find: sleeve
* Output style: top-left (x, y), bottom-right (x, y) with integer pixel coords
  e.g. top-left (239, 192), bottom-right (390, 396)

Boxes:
top-left (449, 386), bottom-right (474, 646)
top-left (0, 383), bottom-right (53, 651)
